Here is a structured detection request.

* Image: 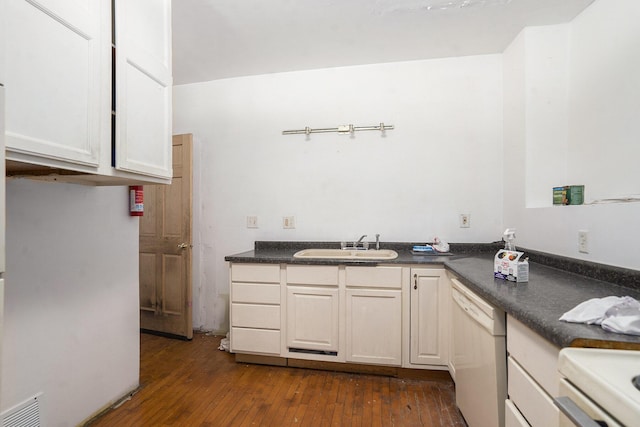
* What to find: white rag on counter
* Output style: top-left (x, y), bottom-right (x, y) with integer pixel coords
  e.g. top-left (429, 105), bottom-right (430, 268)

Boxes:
top-left (559, 296), bottom-right (640, 336)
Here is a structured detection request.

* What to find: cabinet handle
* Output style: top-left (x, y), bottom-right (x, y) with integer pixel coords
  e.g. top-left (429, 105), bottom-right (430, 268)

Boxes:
top-left (553, 396), bottom-right (608, 427)
top-left (413, 273), bottom-right (417, 290)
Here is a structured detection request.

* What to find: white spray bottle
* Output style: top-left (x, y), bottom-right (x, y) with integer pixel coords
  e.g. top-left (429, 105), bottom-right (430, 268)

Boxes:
top-left (503, 228), bottom-right (516, 251)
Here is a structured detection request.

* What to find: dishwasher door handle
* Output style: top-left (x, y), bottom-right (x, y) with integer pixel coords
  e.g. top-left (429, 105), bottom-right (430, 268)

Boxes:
top-left (454, 289), bottom-right (480, 320)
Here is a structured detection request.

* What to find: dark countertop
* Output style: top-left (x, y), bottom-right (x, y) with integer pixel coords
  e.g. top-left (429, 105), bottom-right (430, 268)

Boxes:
top-left (225, 241), bottom-right (640, 350)
top-left (224, 248), bottom-right (456, 266)
top-left (446, 255), bottom-right (640, 349)
top-left (224, 240), bottom-right (492, 265)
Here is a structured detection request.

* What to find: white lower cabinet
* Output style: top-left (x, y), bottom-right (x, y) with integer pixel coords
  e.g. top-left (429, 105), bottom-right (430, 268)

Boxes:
top-left (230, 263), bottom-right (282, 356)
top-left (506, 314), bottom-right (561, 427)
top-left (229, 262), bottom-right (450, 370)
top-left (505, 399), bottom-right (529, 427)
top-left (232, 328), bottom-right (281, 355)
top-left (285, 265), bottom-right (340, 358)
top-left (409, 268), bottom-right (449, 366)
top-left (286, 286), bottom-right (340, 353)
top-left (345, 266), bottom-right (403, 366)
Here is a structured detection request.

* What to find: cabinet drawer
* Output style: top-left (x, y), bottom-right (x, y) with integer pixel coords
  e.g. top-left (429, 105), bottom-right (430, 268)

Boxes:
top-left (505, 399), bottom-right (529, 427)
top-left (287, 265), bottom-right (339, 286)
top-left (559, 379), bottom-right (622, 427)
top-left (508, 356), bottom-right (559, 427)
top-left (232, 303), bottom-right (280, 329)
top-left (507, 314), bottom-right (560, 396)
top-left (345, 266), bottom-right (402, 288)
top-left (231, 264), bottom-right (280, 283)
top-left (232, 282), bottom-right (280, 304)
top-left (231, 327), bottom-right (281, 355)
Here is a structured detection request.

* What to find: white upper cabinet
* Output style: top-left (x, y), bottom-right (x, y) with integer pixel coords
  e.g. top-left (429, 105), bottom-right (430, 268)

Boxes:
top-left (5, 0), bottom-right (102, 167)
top-left (4, 0), bottom-right (172, 185)
top-left (114, 0), bottom-right (172, 179)
top-left (0, 0), bottom-right (5, 84)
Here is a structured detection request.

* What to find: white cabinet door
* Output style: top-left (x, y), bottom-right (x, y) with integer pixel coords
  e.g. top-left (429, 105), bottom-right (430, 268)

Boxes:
top-left (5, 0), bottom-right (103, 167)
top-left (346, 288), bottom-right (402, 366)
top-left (0, 87), bottom-right (5, 273)
top-left (410, 268), bottom-right (448, 366)
top-left (286, 286), bottom-right (339, 353)
top-left (0, 278), bottom-right (4, 392)
top-left (0, 0), bottom-right (5, 84)
top-left (114, 0), bottom-right (172, 179)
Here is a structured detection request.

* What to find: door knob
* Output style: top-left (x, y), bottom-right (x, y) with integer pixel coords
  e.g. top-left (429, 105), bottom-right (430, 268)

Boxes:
top-left (177, 243), bottom-right (189, 249)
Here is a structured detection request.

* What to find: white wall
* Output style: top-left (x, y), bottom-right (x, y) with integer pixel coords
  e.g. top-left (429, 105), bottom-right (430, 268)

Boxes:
top-left (174, 55), bottom-right (504, 331)
top-left (1, 179), bottom-right (140, 426)
top-left (503, 0), bottom-right (640, 269)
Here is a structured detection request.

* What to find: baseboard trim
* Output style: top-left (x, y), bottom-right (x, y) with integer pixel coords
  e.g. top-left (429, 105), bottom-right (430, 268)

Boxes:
top-left (80, 385), bottom-right (140, 426)
top-left (235, 354), bottom-right (453, 381)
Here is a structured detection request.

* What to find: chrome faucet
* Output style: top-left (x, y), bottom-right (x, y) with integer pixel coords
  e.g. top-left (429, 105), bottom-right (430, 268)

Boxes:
top-left (342, 234), bottom-right (380, 250)
top-left (354, 234), bottom-right (368, 250)
top-left (341, 235), bottom-right (369, 250)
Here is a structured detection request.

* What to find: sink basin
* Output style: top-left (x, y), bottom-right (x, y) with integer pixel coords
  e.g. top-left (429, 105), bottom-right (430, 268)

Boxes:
top-left (293, 248), bottom-right (398, 260)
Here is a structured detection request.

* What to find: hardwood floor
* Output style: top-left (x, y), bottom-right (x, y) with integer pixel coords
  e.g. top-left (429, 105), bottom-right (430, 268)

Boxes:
top-left (87, 332), bottom-right (467, 426)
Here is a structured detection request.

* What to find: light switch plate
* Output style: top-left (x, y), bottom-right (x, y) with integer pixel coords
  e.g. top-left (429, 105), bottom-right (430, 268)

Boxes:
top-left (247, 216), bottom-right (258, 228)
top-left (283, 216), bottom-right (295, 229)
top-left (578, 230), bottom-right (589, 253)
top-left (460, 214), bottom-right (470, 228)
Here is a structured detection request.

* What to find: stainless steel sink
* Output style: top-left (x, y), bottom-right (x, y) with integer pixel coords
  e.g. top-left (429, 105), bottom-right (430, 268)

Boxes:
top-left (293, 248), bottom-right (398, 260)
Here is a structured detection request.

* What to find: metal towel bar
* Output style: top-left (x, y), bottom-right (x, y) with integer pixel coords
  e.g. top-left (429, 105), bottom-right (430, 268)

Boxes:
top-left (282, 123), bottom-right (394, 135)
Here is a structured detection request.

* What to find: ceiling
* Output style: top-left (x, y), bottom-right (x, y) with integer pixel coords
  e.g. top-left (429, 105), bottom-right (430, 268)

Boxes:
top-left (171, 0), bottom-right (594, 85)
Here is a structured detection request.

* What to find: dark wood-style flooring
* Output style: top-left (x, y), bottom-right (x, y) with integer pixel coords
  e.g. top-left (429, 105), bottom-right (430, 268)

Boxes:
top-left (88, 332), bottom-right (467, 426)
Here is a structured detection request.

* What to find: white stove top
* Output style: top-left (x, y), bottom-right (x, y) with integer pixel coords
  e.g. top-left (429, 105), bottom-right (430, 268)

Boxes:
top-left (558, 348), bottom-right (640, 427)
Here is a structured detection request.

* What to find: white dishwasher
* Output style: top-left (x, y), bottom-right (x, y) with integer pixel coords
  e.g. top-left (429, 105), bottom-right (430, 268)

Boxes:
top-left (451, 278), bottom-right (507, 427)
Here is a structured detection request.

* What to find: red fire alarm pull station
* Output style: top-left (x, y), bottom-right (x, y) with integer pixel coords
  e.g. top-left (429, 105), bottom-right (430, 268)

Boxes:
top-left (129, 186), bottom-right (144, 216)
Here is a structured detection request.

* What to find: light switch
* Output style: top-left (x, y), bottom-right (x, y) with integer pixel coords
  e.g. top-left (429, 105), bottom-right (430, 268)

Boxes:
top-left (247, 216), bottom-right (258, 228)
top-left (283, 216), bottom-right (295, 229)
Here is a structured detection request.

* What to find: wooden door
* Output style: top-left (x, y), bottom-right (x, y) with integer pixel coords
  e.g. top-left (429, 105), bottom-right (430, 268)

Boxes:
top-left (139, 134), bottom-right (193, 339)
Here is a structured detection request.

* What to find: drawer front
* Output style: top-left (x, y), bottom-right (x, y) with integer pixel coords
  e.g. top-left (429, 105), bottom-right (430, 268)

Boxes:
top-left (505, 399), bottom-right (529, 427)
top-left (559, 379), bottom-right (622, 427)
top-left (345, 266), bottom-right (403, 288)
top-left (287, 265), bottom-right (339, 286)
top-left (231, 263), bottom-right (280, 283)
top-left (507, 314), bottom-right (560, 396)
top-left (231, 327), bottom-right (281, 355)
top-left (232, 303), bottom-right (280, 329)
top-left (508, 356), bottom-right (559, 427)
top-left (232, 282), bottom-right (280, 304)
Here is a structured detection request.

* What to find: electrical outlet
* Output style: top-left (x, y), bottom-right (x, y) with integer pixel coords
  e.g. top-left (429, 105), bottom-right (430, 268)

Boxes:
top-left (283, 216), bottom-right (295, 229)
top-left (460, 214), bottom-right (470, 228)
top-left (578, 230), bottom-right (589, 253)
top-left (246, 216), bottom-right (258, 228)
